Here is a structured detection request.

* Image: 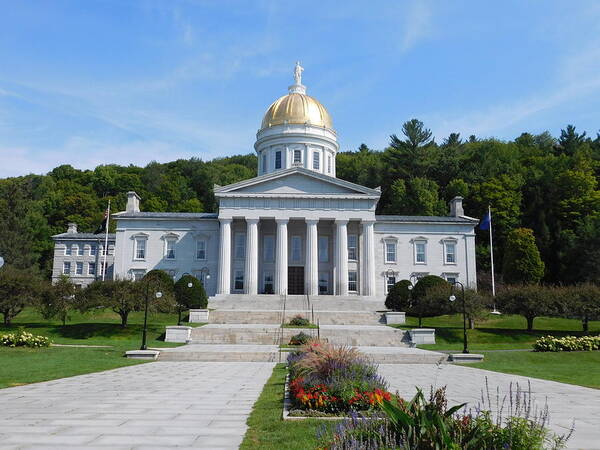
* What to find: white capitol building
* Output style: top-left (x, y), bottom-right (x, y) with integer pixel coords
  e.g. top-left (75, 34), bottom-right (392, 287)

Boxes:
top-left (53, 64), bottom-right (478, 300)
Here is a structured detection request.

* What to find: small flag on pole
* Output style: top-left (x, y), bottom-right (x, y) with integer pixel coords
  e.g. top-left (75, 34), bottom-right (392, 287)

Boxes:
top-left (94, 208), bottom-right (109, 234)
top-left (479, 211), bottom-right (491, 230)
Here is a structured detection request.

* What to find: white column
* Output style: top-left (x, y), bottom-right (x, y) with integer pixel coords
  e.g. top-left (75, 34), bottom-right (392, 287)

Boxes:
top-left (217, 218), bottom-right (232, 295)
top-left (335, 219), bottom-right (348, 296)
top-left (305, 219), bottom-right (319, 296)
top-left (244, 218), bottom-right (259, 295)
top-left (362, 220), bottom-right (376, 297)
top-left (275, 219), bottom-right (288, 295)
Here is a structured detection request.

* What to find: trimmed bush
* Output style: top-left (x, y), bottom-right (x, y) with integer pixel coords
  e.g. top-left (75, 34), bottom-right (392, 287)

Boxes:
top-left (0, 328), bottom-right (51, 348)
top-left (288, 315), bottom-right (310, 327)
top-left (385, 279), bottom-right (412, 311)
top-left (289, 332), bottom-right (311, 346)
top-left (174, 275), bottom-right (208, 309)
top-left (410, 275), bottom-right (452, 326)
top-left (534, 335), bottom-right (600, 352)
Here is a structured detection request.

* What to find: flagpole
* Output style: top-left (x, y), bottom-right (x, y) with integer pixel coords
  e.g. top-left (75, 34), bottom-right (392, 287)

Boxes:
top-left (102, 200), bottom-right (110, 281)
top-left (488, 204), bottom-right (495, 297)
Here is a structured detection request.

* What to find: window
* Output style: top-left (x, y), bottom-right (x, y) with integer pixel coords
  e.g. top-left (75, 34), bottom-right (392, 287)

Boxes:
top-left (445, 242), bottom-right (456, 264)
top-left (234, 270), bottom-right (244, 291)
top-left (262, 154), bottom-right (267, 173)
top-left (263, 272), bottom-right (274, 294)
top-left (415, 241), bottom-right (426, 264)
top-left (275, 151), bottom-right (282, 169)
top-left (444, 273), bottom-right (458, 285)
top-left (293, 149), bottom-right (302, 164)
top-left (385, 241), bottom-right (397, 263)
top-left (131, 269), bottom-right (146, 281)
top-left (165, 240), bottom-right (176, 259)
top-left (348, 271), bottom-right (358, 292)
top-left (327, 155), bottom-right (332, 174)
top-left (76, 262), bottom-right (83, 275)
top-left (88, 262), bottom-right (96, 275)
top-left (101, 246), bottom-right (109, 256)
top-left (348, 235), bottom-right (357, 260)
top-left (313, 151), bottom-right (320, 170)
top-left (196, 240), bottom-right (206, 260)
top-left (291, 236), bottom-right (302, 262)
top-left (62, 262), bottom-right (71, 275)
top-left (90, 244), bottom-right (97, 256)
top-left (64, 245), bottom-right (72, 256)
top-left (263, 235), bottom-right (274, 262)
top-left (235, 233), bottom-right (246, 259)
top-left (134, 238), bottom-right (146, 260)
top-left (319, 272), bottom-right (329, 294)
top-left (386, 275), bottom-right (396, 294)
top-left (76, 245), bottom-right (83, 256)
top-left (318, 236), bottom-right (328, 262)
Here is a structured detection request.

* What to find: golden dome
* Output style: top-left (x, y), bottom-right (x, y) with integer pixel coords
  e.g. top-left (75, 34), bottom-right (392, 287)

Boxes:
top-left (261, 92), bottom-right (333, 130)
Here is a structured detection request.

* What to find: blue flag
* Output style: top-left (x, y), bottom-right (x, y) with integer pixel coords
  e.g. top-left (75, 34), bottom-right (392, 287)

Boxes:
top-left (479, 211), bottom-right (491, 230)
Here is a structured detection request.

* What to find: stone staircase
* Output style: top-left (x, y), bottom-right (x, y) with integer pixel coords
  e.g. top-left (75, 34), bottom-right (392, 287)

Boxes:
top-left (156, 294), bottom-right (446, 364)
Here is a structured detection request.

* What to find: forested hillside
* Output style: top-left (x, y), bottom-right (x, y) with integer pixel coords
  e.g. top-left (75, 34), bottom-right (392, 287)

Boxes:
top-left (1, 120), bottom-right (599, 286)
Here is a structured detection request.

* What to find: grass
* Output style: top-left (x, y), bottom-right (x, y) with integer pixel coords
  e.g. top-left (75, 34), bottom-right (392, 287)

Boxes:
top-left (389, 313), bottom-right (600, 351)
top-left (281, 324), bottom-right (319, 329)
top-left (469, 351), bottom-right (600, 389)
top-left (241, 364), bottom-right (333, 450)
top-left (0, 307), bottom-right (190, 388)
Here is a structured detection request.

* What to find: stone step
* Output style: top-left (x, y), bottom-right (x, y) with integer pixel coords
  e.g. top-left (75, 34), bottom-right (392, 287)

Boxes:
top-left (208, 309), bottom-right (384, 325)
top-left (357, 347), bottom-right (448, 364)
top-left (209, 294), bottom-right (386, 312)
top-left (189, 324), bottom-right (410, 347)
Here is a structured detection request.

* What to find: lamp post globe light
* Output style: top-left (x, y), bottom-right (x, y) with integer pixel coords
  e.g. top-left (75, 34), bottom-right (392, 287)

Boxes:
top-left (0, 256), bottom-right (4, 268)
top-left (140, 283), bottom-right (162, 351)
top-left (449, 280), bottom-right (468, 354)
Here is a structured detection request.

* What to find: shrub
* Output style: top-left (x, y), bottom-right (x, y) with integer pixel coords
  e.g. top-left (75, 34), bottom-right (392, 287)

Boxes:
top-left (534, 335), bottom-right (600, 352)
top-left (174, 275), bottom-right (208, 309)
top-left (288, 315), bottom-right (310, 327)
top-left (289, 332), bottom-right (311, 346)
top-left (0, 328), bottom-right (51, 348)
top-left (410, 276), bottom-right (452, 326)
top-left (140, 269), bottom-right (176, 312)
top-left (384, 279), bottom-right (412, 311)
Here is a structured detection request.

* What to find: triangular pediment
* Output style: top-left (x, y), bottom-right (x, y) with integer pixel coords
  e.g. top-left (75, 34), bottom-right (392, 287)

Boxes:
top-left (214, 167), bottom-right (380, 197)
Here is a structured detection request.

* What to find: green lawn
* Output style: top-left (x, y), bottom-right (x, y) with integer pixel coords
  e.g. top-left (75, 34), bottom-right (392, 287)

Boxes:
top-left (390, 313), bottom-right (600, 351)
top-left (241, 364), bottom-right (331, 450)
top-left (0, 307), bottom-right (187, 388)
top-left (471, 351), bottom-right (600, 389)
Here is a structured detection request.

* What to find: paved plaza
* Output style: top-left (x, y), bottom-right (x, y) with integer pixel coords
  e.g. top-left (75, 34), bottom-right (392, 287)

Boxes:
top-left (0, 362), bottom-right (274, 449)
top-left (380, 364), bottom-right (600, 449)
top-left (0, 360), bottom-right (598, 449)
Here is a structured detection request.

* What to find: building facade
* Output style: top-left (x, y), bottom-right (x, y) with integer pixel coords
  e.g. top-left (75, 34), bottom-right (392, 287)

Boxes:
top-left (51, 223), bottom-right (115, 287)
top-left (106, 65), bottom-right (479, 300)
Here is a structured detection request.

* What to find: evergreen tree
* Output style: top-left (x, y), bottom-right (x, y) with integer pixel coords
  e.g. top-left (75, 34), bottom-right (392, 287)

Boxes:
top-left (502, 228), bottom-right (545, 284)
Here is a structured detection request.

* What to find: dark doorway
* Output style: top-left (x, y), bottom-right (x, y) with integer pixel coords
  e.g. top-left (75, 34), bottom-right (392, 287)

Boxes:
top-left (288, 267), bottom-right (304, 295)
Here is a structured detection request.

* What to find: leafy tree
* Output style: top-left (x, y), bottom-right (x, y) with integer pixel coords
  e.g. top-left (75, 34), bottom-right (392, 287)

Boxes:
top-left (174, 275), bottom-right (208, 309)
top-left (0, 266), bottom-right (41, 325)
top-left (387, 178), bottom-right (446, 216)
top-left (140, 269), bottom-right (176, 313)
top-left (502, 228), bottom-right (545, 284)
top-left (561, 284), bottom-right (600, 332)
top-left (411, 276), bottom-right (452, 326)
top-left (496, 285), bottom-right (557, 331)
top-left (39, 275), bottom-right (79, 326)
top-left (83, 279), bottom-right (142, 327)
top-left (442, 133), bottom-right (462, 147)
top-left (384, 119), bottom-right (435, 179)
top-left (558, 125), bottom-right (587, 156)
top-left (385, 280), bottom-right (412, 311)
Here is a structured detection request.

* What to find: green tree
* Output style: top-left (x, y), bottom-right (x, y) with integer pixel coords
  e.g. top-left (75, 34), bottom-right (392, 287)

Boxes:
top-left (411, 276), bottom-right (452, 326)
top-left (385, 280), bottom-right (412, 312)
top-left (39, 275), bottom-right (79, 326)
top-left (83, 279), bottom-right (142, 327)
top-left (0, 266), bottom-right (41, 325)
top-left (502, 228), bottom-right (545, 284)
top-left (562, 284), bottom-right (600, 332)
top-left (496, 285), bottom-right (557, 331)
top-left (141, 269), bottom-right (176, 312)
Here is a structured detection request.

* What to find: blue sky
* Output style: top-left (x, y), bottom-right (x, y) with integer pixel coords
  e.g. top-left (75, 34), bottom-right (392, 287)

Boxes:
top-left (1, 0), bottom-right (599, 177)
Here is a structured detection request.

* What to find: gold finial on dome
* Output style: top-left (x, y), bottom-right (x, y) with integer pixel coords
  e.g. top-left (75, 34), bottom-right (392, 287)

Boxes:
top-left (260, 63), bottom-right (333, 130)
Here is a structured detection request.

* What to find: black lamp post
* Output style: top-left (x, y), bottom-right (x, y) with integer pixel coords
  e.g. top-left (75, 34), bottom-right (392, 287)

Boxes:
top-left (449, 280), bottom-right (468, 354)
top-left (140, 282), bottom-right (162, 351)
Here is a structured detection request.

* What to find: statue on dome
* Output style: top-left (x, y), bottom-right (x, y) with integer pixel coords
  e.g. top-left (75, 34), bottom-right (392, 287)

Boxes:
top-left (294, 61), bottom-right (304, 85)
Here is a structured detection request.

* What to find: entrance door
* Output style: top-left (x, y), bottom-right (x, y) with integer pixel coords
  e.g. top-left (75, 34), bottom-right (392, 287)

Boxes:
top-left (288, 267), bottom-right (304, 295)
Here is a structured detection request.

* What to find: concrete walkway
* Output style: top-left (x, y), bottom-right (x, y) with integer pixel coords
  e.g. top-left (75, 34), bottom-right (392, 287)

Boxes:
top-left (0, 362), bottom-right (275, 449)
top-left (379, 364), bottom-right (600, 449)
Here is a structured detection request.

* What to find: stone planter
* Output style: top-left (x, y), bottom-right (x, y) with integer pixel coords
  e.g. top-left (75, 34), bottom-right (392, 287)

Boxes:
top-left (165, 325), bottom-right (192, 343)
top-left (125, 350), bottom-right (160, 360)
top-left (384, 311), bottom-right (406, 325)
top-left (450, 353), bottom-right (484, 363)
top-left (409, 328), bottom-right (436, 345)
top-left (189, 309), bottom-right (209, 323)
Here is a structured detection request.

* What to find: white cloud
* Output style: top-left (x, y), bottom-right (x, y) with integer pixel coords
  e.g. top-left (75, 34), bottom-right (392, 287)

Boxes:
top-left (399, 1), bottom-right (434, 52)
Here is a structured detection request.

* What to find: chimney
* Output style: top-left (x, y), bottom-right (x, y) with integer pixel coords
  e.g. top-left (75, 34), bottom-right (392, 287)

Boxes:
top-left (126, 191), bottom-right (141, 213)
top-left (449, 196), bottom-right (464, 217)
top-left (67, 223), bottom-right (78, 234)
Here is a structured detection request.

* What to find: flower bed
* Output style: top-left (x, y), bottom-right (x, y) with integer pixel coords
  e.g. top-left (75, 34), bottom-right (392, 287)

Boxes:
top-left (287, 340), bottom-right (391, 416)
top-left (0, 329), bottom-right (51, 348)
top-left (533, 335), bottom-right (600, 352)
